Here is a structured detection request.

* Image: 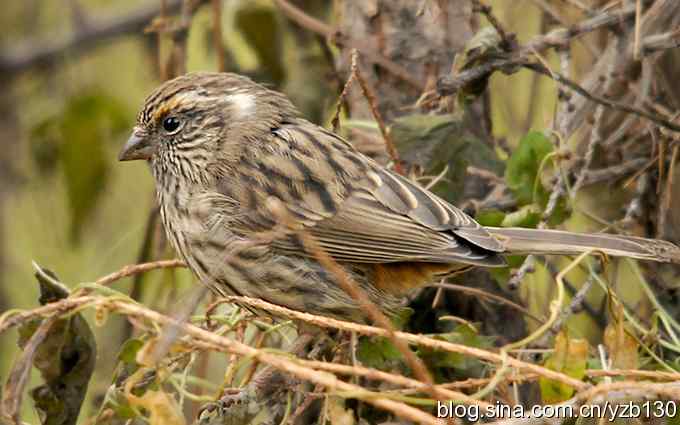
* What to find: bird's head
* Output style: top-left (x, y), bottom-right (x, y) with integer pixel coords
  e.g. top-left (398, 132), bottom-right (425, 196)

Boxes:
top-left (119, 72), bottom-right (297, 181)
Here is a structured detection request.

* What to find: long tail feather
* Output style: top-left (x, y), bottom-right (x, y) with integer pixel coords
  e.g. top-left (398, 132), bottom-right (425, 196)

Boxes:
top-left (485, 227), bottom-right (680, 264)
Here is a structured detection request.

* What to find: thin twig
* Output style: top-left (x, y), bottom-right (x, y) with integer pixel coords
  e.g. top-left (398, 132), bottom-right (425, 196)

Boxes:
top-left (0, 0), bottom-right (185, 75)
top-left (331, 53), bottom-right (357, 133)
top-left (291, 359), bottom-right (491, 408)
top-left (437, 2), bottom-right (680, 133)
top-left (633, 0), bottom-right (642, 61)
top-left (105, 298), bottom-right (442, 425)
top-left (266, 199), bottom-right (442, 405)
top-left (218, 295), bottom-right (590, 391)
top-left (351, 51), bottom-right (403, 174)
top-left (622, 172), bottom-right (649, 227)
top-left (522, 61), bottom-right (680, 132)
top-left (642, 28), bottom-right (680, 55)
top-left (432, 282), bottom-right (543, 324)
top-left (470, 0), bottom-right (517, 51)
top-left (94, 259), bottom-right (185, 287)
top-left (0, 290), bottom-right (591, 398)
top-left (577, 158), bottom-right (648, 187)
top-left (572, 35), bottom-right (623, 194)
top-left (507, 255), bottom-right (536, 290)
top-left (210, 0), bottom-right (225, 72)
top-left (272, 0), bottom-right (423, 90)
top-left (1, 317), bottom-right (58, 424)
top-left (169, 0), bottom-right (205, 77)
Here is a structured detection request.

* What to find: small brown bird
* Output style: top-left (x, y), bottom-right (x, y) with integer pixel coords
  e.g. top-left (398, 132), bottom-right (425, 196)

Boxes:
top-left (119, 72), bottom-right (680, 322)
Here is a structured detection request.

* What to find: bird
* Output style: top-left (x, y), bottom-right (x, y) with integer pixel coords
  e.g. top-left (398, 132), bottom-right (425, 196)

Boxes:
top-left (119, 71), bottom-right (680, 323)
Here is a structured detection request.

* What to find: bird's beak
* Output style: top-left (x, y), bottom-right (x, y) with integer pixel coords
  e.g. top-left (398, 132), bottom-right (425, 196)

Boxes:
top-left (118, 130), bottom-right (153, 161)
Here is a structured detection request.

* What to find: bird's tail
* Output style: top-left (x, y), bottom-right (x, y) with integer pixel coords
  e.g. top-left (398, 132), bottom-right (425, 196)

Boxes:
top-left (485, 227), bottom-right (680, 264)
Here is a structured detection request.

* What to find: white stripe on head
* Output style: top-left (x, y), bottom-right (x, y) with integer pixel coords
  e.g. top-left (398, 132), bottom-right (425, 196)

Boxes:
top-left (225, 92), bottom-right (256, 118)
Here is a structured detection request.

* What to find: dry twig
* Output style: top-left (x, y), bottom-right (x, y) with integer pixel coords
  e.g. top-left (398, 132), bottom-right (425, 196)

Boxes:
top-left (351, 51), bottom-right (403, 174)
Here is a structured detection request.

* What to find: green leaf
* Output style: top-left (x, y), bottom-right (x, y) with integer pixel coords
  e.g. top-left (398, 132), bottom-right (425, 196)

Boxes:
top-left (475, 209), bottom-right (506, 226)
top-left (418, 325), bottom-right (494, 378)
top-left (118, 339), bottom-right (145, 365)
top-left (391, 307), bottom-right (414, 330)
top-left (539, 331), bottom-right (588, 403)
top-left (356, 337), bottom-right (401, 370)
top-left (390, 114), bottom-right (504, 205)
top-left (60, 94), bottom-right (127, 243)
top-left (111, 401), bottom-right (138, 420)
top-left (29, 118), bottom-right (61, 177)
top-left (505, 131), bottom-right (554, 206)
top-left (500, 204), bottom-right (541, 228)
top-left (488, 254), bottom-right (526, 284)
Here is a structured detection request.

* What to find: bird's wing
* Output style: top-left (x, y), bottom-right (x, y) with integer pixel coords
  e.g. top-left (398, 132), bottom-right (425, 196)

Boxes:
top-left (219, 122), bottom-right (505, 266)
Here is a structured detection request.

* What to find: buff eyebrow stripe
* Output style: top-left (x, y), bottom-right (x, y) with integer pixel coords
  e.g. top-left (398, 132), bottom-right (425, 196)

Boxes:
top-left (144, 85), bottom-right (186, 120)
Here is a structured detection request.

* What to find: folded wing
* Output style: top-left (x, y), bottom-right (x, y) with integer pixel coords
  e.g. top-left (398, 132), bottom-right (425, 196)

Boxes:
top-left (265, 123), bottom-right (506, 267)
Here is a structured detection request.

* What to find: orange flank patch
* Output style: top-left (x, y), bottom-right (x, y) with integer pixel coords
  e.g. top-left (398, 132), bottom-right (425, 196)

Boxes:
top-left (369, 262), bottom-right (471, 295)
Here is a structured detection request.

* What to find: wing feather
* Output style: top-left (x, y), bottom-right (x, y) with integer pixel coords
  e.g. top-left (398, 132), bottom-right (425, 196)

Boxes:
top-left (303, 194), bottom-right (505, 266)
top-left (221, 122), bottom-right (505, 267)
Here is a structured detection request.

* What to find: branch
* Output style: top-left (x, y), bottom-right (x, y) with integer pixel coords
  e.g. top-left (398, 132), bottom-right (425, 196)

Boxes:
top-left (272, 0), bottom-right (424, 90)
top-left (642, 28), bottom-right (680, 55)
top-left (522, 62), bottom-right (680, 132)
top-left (438, 2), bottom-right (639, 94)
top-left (437, 2), bottom-right (680, 133)
top-left (0, 0), bottom-right (183, 75)
top-left (218, 295), bottom-right (590, 391)
top-left (577, 158), bottom-right (649, 187)
top-left (351, 51), bottom-right (403, 174)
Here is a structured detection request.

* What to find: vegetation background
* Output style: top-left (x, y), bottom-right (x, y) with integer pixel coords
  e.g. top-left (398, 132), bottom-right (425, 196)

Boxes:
top-left (1, 1), bottom-right (680, 424)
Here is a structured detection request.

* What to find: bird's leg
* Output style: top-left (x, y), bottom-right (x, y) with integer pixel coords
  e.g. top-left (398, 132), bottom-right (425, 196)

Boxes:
top-left (197, 331), bottom-right (317, 424)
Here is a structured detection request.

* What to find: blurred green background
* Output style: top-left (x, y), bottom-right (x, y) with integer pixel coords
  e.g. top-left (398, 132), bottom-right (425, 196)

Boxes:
top-left (2, 0), bottom-right (675, 423)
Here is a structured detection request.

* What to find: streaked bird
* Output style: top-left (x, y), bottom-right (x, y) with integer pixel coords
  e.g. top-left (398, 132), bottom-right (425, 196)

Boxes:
top-left (119, 72), bottom-right (680, 322)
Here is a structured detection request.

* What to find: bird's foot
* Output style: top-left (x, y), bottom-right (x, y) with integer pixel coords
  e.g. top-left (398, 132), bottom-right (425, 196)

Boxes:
top-left (196, 386), bottom-right (260, 425)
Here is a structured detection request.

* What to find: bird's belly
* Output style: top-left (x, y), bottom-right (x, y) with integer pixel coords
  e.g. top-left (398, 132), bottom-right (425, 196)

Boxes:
top-left (160, 200), bottom-right (422, 322)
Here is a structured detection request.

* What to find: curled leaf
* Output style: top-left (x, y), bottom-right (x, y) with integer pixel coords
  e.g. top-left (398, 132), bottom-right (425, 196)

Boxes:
top-left (604, 303), bottom-right (639, 370)
top-left (6, 267), bottom-right (96, 425)
top-left (539, 331), bottom-right (588, 403)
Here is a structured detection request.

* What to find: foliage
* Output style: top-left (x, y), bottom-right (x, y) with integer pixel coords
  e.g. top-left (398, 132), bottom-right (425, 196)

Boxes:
top-left (2, 0), bottom-right (680, 424)
top-left (29, 91), bottom-right (130, 243)
top-left (505, 130), bottom-right (554, 207)
top-left (539, 331), bottom-right (588, 403)
top-left (12, 269), bottom-right (95, 425)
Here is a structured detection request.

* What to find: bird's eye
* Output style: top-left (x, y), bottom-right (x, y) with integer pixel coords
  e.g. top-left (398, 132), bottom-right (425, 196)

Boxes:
top-left (162, 116), bottom-right (182, 134)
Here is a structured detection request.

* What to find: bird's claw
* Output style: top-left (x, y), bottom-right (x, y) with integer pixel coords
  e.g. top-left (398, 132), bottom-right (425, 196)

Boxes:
top-left (196, 387), bottom-right (258, 425)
